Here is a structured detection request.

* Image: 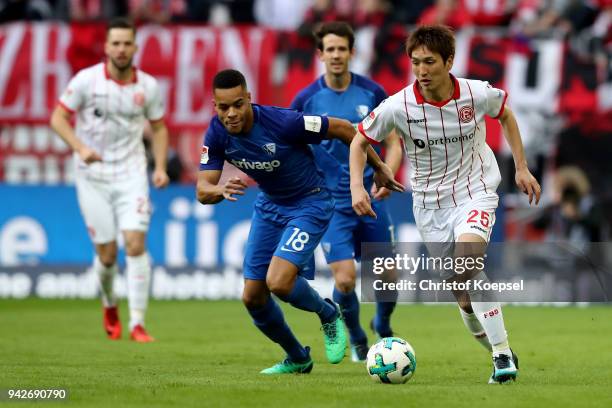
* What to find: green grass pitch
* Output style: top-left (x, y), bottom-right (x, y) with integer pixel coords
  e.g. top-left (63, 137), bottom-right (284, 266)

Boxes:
top-left (1, 299), bottom-right (611, 407)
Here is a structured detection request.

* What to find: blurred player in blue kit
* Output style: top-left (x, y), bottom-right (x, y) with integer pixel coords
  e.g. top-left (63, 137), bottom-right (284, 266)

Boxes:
top-left (291, 22), bottom-right (403, 361)
top-left (197, 69), bottom-right (404, 374)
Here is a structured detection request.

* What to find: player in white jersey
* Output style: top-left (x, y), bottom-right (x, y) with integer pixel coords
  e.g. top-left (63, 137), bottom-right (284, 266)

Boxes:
top-left (50, 18), bottom-right (169, 343)
top-left (349, 25), bottom-right (541, 383)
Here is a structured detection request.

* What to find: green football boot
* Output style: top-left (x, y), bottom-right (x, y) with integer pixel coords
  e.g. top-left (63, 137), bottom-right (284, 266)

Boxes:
top-left (321, 299), bottom-right (347, 364)
top-left (260, 347), bottom-right (313, 374)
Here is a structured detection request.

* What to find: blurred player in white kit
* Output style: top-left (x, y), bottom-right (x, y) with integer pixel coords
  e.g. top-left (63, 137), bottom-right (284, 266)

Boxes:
top-left (350, 25), bottom-right (541, 383)
top-left (50, 17), bottom-right (169, 342)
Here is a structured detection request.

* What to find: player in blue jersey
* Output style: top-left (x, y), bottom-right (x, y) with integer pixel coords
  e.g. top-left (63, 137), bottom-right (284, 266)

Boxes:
top-left (290, 22), bottom-right (403, 362)
top-left (197, 69), bottom-right (404, 374)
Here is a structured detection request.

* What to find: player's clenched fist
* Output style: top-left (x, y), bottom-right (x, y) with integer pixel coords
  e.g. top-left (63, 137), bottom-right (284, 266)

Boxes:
top-left (152, 169), bottom-right (170, 188)
top-left (222, 177), bottom-right (248, 201)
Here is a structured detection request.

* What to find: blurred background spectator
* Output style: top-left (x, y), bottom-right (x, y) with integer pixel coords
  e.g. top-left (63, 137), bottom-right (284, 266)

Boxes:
top-left (254, 0), bottom-right (311, 30)
top-left (418, 0), bottom-right (471, 29)
top-left (535, 166), bottom-right (608, 242)
top-left (0, 0), bottom-right (53, 22)
top-left (128, 0), bottom-right (187, 24)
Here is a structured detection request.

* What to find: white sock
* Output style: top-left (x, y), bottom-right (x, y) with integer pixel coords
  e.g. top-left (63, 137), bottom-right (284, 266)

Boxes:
top-left (468, 271), bottom-right (511, 357)
top-left (93, 256), bottom-right (118, 307)
top-left (470, 301), bottom-right (511, 356)
top-left (459, 307), bottom-right (492, 352)
top-left (126, 253), bottom-right (151, 330)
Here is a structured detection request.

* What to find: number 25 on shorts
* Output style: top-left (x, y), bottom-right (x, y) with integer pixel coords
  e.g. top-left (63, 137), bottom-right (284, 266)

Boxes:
top-left (466, 209), bottom-right (491, 228)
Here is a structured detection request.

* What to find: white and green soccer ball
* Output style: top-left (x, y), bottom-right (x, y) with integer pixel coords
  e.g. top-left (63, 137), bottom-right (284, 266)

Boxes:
top-left (366, 337), bottom-right (416, 384)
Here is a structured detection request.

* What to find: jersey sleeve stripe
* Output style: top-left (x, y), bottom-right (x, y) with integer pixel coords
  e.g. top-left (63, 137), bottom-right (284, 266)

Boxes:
top-left (357, 122), bottom-right (381, 145)
top-left (492, 91), bottom-right (508, 119)
top-left (57, 100), bottom-right (76, 114)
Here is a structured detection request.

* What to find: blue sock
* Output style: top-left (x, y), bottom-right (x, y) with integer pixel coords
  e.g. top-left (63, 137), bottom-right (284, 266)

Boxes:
top-left (247, 297), bottom-right (309, 363)
top-left (374, 301), bottom-right (397, 337)
top-left (277, 276), bottom-right (337, 324)
top-left (333, 287), bottom-right (367, 345)
top-left (374, 288), bottom-right (397, 337)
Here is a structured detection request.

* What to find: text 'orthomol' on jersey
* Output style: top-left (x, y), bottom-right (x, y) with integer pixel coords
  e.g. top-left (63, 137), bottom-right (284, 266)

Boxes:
top-left (290, 73), bottom-right (386, 207)
top-left (199, 104), bottom-right (331, 204)
top-left (359, 75), bottom-right (505, 210)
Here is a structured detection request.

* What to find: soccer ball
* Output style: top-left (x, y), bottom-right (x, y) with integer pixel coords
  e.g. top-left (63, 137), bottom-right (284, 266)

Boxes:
top-left (366, 337), bottom-right (416, 384)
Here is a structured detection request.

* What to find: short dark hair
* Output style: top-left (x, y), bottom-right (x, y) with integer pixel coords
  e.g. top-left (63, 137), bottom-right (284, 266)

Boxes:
top-left (106, 17), bottom-right (136, 37)
top-left (314, 21), bottom-right (355, 51)
top-left (406, 25), bottom-right (455, 63)
top-left (213, 69), bottom-right (247, 90)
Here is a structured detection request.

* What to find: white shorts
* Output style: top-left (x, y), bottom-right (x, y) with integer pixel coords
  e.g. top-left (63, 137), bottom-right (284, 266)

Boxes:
top-left (414, 192), bottom-right (499, 243)
top-left (75, 174), bottom-right (151, 244)
top-left (414, 193), bottom-right (498, 280)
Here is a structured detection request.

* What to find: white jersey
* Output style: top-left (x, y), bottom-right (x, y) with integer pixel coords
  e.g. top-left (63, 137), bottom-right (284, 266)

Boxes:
top-left (358, 75), bottom-right (506, 209)
top-left (58, 62), bottom-right (165, 181)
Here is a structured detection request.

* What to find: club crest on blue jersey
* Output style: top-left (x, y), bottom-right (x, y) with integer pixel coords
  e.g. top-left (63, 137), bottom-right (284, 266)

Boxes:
top-left (262, 143), bottom-right (276, 156)
top-left (356, 105), bottom-right (370, 118)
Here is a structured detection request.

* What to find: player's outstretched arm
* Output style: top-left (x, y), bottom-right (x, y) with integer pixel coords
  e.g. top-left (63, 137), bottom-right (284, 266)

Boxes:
top-left (499, 106), bottom-right (541, 205)
top-left (372, 130), bottom-right (403, 200)
top-left (150, 120), bottom-right (170, 188)
top-left (50, 105), bottom-right (101, 164)
top-left (197, 170), bottom-right (246, 204)
top-left (327, 117), bottom-right (393, 174)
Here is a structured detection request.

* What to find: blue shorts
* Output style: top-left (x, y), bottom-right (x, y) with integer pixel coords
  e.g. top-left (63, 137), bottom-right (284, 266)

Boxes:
top-left (321, 199), bottom-right (394, 263)
top-left (243, 190), bottom-right (334, 281)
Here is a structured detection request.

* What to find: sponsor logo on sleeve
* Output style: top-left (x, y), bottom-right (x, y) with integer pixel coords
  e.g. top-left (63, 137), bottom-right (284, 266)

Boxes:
top-left (303, 116), bottom-right (322, 133)
top-left (361, 110), bottom-right (377, 130)
top-left (200, 146), bottom-right (209, 164)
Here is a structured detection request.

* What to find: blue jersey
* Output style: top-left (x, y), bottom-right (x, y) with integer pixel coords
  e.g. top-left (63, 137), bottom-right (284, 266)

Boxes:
top-left (290, 73), bottom-right (387, 209)
top-left (200, 104), bottom-right (330, 204)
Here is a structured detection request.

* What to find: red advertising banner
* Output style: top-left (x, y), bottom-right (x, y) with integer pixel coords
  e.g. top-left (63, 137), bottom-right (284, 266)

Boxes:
top-left (1, 23), bottom-right (610, 184)
top-left (0, 22), bottom-right (278, 127)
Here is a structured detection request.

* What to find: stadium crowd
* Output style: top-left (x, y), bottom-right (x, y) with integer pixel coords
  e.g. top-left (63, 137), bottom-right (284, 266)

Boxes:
top-left (1, 0), bottom-right (611, 240)
top-left (1, 0), bottom-right (610, 38)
